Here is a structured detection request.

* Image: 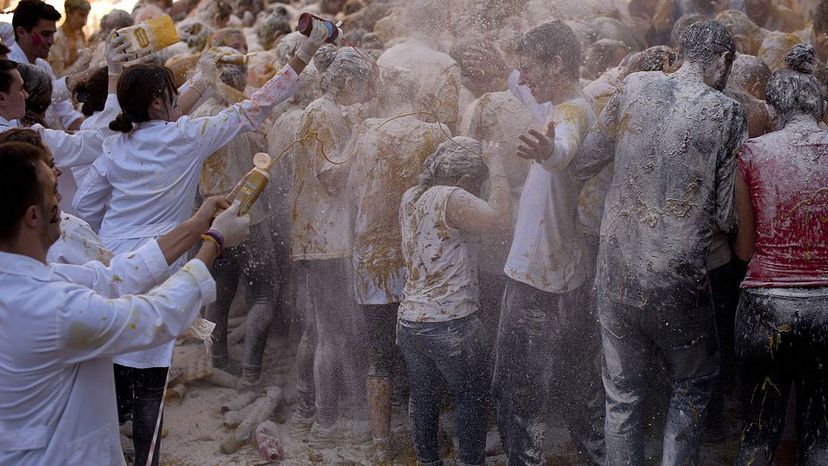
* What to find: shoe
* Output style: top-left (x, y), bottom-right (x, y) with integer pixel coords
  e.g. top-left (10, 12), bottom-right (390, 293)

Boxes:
top-left (290, 412), bottom-right (315, 439)
top-left (308, 420), bottom-right (348, 449)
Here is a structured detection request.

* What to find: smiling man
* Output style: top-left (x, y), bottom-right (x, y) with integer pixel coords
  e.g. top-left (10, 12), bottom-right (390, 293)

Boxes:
top-left (492, 20), bottom-right (606, 466)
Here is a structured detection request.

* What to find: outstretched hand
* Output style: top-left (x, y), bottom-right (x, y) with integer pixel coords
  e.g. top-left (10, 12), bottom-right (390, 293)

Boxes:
top-left (516, 122), bottom-right (556, 163)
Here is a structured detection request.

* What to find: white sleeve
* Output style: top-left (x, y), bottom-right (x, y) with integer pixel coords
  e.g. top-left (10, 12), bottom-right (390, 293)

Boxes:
top-left (72, 157), bottom-right (111, 231)
top-left (47, 216), bottom-right (114, 266)
top-left (55, 258), bottom-right (215, 362)
top-left (38, 126), bottom-right (106, 169)
top-left (52, 239), bottom-right (170, 298)
top-left (180, 64), bottom-right (299, 162)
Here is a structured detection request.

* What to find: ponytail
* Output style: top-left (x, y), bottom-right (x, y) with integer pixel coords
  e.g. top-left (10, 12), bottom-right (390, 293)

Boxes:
top-left (109, 113), bottom-right (135, 133)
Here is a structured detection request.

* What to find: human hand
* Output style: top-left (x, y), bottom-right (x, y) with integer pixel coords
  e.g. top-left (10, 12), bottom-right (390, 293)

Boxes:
top-left (193, 196), bottom-right (230, 232)
top-left (192, 48), bottom-right (222, 86)
top-left (516, 122), bottom-right (556, 162)
top-left (105, 32), bottom-right (130, 76)
top-left (210, 201), bottom-right (250, 247)
top-left (297, 19), bottom-right (330, 64)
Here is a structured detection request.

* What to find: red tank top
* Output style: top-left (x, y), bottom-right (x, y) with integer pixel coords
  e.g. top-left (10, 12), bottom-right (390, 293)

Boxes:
top-left (738, 125), bottom-right (828, 288)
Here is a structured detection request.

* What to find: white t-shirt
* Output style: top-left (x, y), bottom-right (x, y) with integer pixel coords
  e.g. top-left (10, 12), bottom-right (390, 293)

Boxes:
top-left (289, 97), bottom-right (354, 261)
top-left (399, 186), bottom-right (480, 323)
top-left (503, 96), bottom-right (596, 294)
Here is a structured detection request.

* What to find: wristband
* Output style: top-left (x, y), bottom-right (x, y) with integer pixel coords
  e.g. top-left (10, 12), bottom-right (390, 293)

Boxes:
top-left (202, 229), bottom-right (225, 256)
top-left (201, 234), bottom-right (220, 255)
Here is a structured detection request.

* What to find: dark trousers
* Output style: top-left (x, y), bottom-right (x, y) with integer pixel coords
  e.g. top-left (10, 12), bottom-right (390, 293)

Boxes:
top-left (114, 364), bottom-right (168, 466)
top-left (598, 297), bottom-right (719, 466)
top-left (397, 314), bottom-right (489, 466)
top-left (706, 259), bottom-right (744, 430)
top-left (493, 278), bottom-right (605, 465)
top-left (735, 288), bottom-right (828, 466)
top-left (205, 222), bottom-right (281, 381)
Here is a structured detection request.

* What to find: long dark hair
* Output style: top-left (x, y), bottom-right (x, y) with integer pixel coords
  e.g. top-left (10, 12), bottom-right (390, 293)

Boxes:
top-left (109, 64), bottom-right (178, 133)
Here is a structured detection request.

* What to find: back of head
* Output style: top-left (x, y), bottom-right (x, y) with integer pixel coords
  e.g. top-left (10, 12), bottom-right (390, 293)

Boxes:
top-left (379, 65), bottom-right (420, 113)
top-left (12, 0), bottom-right (61, 40)
top-left (110, 63), bottom-right (177, 133)
top-left (417, 137), bottom-right (487, 191)
top-left (321, 47), bottom-right (375, 95)
top-left (715, 10), bottom-right (758, 40)
top-left (671, 14), bottom-right (705, 48)
top-left (518, 21), bottom-right (581, 80)
top-left (622, 45), bottom-right (678, 77)
top-left (99, 9), bottom-right (133, 35)
top-left (0, 127), bottom-right (46, 148)
top-left (766, 43), bottom-right (824, 123)
top-left (679, 20), bottom-right (736, 65)
top-left (274, 31), bottom-right (305, 65)
top-left (74, 66), bottom-right (108, 117)
top-left (16, 63), bottom-right (51, 123)
top-left (0, 141), bottom-right (46, 243)
top-left (258, 10), bottom-right (291, 50)
top-left (728, 53), bottom-right (771, 97)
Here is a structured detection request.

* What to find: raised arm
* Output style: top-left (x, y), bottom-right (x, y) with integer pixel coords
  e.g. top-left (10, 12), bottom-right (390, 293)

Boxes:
top-left (446, 143), bottom-right (512, 234)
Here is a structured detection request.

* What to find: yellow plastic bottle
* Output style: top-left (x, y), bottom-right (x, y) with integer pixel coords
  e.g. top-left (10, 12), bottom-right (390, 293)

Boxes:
top-left (116, 15), bottom-right (180, 59)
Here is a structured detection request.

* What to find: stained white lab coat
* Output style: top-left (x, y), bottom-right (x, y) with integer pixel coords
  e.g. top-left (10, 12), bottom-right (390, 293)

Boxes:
top-left (0, 241), bottom-right (215, 465)
top-left (73, 64), bottom-right (299, 368)
top-left (47, 213), bottom-right (113, 266)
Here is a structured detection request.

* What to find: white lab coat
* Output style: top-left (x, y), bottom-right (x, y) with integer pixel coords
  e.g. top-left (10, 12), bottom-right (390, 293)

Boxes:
top-left (8, 41), bottom-right (84, 130)
top-left (73, 64), bottom-right (299, 368)
top-left (0, 241), bottom-right (216, 466)
top-left (47, 213), bottom-right (113, 266)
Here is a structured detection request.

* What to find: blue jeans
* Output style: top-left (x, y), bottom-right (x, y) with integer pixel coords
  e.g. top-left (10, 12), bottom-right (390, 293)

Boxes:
top-left (397, 314), bottom-right (489, 466)
top-left (598, 297), bottom-right (719, 466)
top-left (492, 278), bottom-right (605, 465)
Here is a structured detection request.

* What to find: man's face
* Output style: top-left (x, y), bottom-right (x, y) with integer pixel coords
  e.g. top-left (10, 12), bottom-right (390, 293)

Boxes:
top-left (517, 53), bottom-right (555, 103)
top-left (35, 159), bottom-right (61, 247)
top-left (66, 9), bottom-right (89, 32)
top-left (0, 70), bottom-right (29, 120)
top-left (707, 52), bottom-right (734, 91)
top-left (16, 19), bottom-right (57, 60)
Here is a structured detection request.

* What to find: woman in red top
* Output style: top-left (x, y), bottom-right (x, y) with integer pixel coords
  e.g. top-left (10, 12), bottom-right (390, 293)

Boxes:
top-left (733, 44), bottom-right (828, 466)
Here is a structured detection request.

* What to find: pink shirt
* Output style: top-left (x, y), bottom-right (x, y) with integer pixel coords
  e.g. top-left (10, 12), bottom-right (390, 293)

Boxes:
top-left (738, 124), bottom-right (828, 288)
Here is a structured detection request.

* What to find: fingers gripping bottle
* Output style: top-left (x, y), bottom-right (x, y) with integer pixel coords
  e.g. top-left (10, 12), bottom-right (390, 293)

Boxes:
top-left (225, 153), bottom-right (271, 216)
top-left (297, 12), bottom-right (342, 44)
top-left (116, 15), bottom-right (180, 60)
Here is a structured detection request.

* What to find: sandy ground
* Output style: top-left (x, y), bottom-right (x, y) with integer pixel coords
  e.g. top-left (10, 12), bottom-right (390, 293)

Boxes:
top-left (137, 311), bottom-right (790, 466)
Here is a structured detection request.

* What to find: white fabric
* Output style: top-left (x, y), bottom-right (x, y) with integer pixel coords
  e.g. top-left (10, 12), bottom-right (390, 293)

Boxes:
top-left (73, 64), bottom-right (299, 368)
top-left (71, 93), bottom-right (123, 192)
top-left (0, 115), bottom-right (109, 217)
top-left (503, 88), bottom-right (596, 293)
top-left (289, 97), bottom-right (355, 261)
top-left (0, 242), bottom-right (215, 466)
top-left (47, 213), bottom-right (113, 266)
top-left (399, 186), bottom-right (480, 323)
top-left (8, 41), bottom-right (83, 130)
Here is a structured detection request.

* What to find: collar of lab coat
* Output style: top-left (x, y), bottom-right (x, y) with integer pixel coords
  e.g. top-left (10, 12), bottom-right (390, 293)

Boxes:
top-left (0, 251), bottom-right (52, 281)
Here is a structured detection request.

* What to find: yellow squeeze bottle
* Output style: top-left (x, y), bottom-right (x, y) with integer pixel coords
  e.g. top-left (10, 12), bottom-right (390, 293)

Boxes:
top-left (117, 15), bottom-right (180, 59)
top-left (225, 153), bottom-right (272, 216)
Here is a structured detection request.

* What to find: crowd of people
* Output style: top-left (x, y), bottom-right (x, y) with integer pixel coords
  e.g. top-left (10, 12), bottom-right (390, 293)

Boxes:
top-left (0, 0), bottom-right (826, 465)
